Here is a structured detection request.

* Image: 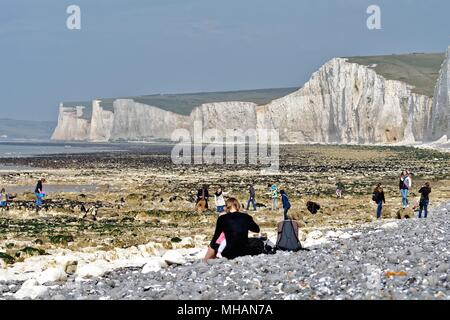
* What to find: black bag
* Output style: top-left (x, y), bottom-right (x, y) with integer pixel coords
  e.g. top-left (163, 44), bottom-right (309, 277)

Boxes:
top-left (372, 192), bottom-right (378, 202)
top-left (306, 201), bottom-right (321, 214)
top-left (276, 220), bottom-right (303, 252)
top-left (247, 237), bottom-right (277, 256)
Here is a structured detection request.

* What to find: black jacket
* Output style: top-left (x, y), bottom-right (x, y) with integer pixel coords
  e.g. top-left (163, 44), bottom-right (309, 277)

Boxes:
top-left (35, 181), bottom-right (43, 193)
top-left (373, 190), bottom-right (385, 203)
top-left (210, 212), bottom-right (260, 259)
top-left (419, 187), bottom-right (431, 201)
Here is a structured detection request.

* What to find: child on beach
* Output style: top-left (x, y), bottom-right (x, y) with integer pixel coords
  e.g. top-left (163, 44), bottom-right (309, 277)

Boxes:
top-left (215, 206), bottom-right (229, 258)
top-left (0, 188), bottom-right (8, 209)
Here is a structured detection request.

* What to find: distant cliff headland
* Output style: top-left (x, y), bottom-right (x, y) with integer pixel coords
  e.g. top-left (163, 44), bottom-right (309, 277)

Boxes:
top-left (52, 48), bottom-right (450, 144)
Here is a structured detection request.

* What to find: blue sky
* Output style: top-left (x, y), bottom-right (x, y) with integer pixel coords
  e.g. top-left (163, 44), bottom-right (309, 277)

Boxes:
top-left (1, 0), bottom-right (449, 121)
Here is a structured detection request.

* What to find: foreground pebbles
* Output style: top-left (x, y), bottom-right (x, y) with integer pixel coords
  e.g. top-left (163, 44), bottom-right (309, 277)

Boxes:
top-left (2, 203), bottom-right (450, 300)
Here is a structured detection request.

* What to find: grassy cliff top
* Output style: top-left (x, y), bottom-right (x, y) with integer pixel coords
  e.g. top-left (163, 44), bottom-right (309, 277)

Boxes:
top-left (63, 87), bottom-right (299, 117)
top-left (345, 53), bottom-right (445, 97)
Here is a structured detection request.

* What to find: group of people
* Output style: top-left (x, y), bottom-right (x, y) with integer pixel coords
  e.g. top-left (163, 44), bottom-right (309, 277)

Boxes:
top-left (0, 178), bottom-right (46, 212)
top-left (201, 171), bottom-right (434, 262)
top-left (196, 183), bottom-right (292, 219)
top-left (372, 171), bottom-right (432, 219)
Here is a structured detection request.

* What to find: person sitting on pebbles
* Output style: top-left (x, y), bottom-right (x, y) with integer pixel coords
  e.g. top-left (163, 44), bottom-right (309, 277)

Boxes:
top-left (203, 198), bottom-right (260, 262)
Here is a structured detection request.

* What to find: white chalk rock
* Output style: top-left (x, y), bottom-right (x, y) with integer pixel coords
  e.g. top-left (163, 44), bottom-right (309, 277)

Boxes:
top-left (339, 232), bottom-right (353, 239)
top-left (325, 230), bottom-right (343, 238)
top-left (162, 250), bottom-right (186, 265)
top-left (308, 231), bottom-right (324, 240)
top-left (14, 279), bottom-right (48, 300)
top-left (36, 267), bottom-right (67, 284)
top-left (75, 261), bottom-right (108, 278)
top-left (381, 222), bottom-right (399, 229)
top-left (142, 257), bottom-right (168, 274)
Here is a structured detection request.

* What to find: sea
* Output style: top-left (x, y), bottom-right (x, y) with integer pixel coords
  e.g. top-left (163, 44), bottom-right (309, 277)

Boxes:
top-left (0, 141), bottom-right (124, 158)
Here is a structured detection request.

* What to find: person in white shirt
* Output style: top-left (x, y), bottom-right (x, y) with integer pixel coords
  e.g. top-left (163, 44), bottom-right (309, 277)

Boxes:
top-left (214, 186), bottom-right (227, 213)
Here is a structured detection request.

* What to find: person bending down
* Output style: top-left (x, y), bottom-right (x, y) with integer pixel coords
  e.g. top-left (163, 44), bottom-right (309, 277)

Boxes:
top-left (203, 197), bottom-right (260, 262)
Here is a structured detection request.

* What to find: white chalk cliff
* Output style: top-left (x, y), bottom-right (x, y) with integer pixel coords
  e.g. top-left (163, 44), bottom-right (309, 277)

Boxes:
top-left (52, 50), bottom-right (450, 144)
top-left (257, 58), bottom-right (432, 143)
top-left (110, 99), bottom-right (190, 141)
top-left (51, 105), bottom-right (91, 141)
top-left (428, 46), bottom-right (450, 141)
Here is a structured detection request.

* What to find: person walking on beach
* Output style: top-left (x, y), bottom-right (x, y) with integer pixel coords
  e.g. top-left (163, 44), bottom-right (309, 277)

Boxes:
top-left (372, 183), bottom-right (386, 219)
top-left (336, 181), bottom-right (344, 198)
top-left (280, 189), bottom-right (291, 220)
top-left (214, 186), bottom-right (226, 213)
top-left (0, 188), bottom-right (8, 210)
top-left (270, 184), bottom-right (278, 211)
top-left (418, 182), bottom-right (432, 219)
top-left (399, 171), bottom-right (412, 208)
top-left (35, 178), bottom-right (46, 212)
top-left (246, 185), bottom-right (257, 211)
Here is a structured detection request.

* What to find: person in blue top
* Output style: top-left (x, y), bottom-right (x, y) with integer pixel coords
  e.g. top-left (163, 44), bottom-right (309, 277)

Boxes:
top-left (0, 188), bottom-right (8, 209)
top-left (280, 189), bottom-right (291, 220)
top-left (35, 178), bottom-right (46, 211)
top-left (269, 184), bottom-right (279, 211)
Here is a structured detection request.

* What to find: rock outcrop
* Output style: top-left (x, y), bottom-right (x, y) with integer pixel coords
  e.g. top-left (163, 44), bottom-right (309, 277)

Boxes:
top-left (428, 46), bottom-right (450, 141)
top-left (52, 51), bottom-right (450, 144)
top-left (51, 105), bottom-right (91, 141)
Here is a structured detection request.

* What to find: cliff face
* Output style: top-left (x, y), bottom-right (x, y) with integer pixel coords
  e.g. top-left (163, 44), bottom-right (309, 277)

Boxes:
top-left (428, 46), bottom-right (450, 141)
top-left (190, 102), bottom-right (258, 133)
top-left (257, 58), bottom-right (432, 143)
top-left (110, 99), bottom-right (190, 141)
top-left (51, 104), bottom-right (91, 141)
top-left (89, 100), bottom-right (114, 142)
top-left (52, 54), bottom-right (447, 144)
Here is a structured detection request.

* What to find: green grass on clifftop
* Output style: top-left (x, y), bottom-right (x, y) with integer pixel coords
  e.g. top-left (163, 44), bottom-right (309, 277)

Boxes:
top-left (345, 53), bottom-right (445, 97)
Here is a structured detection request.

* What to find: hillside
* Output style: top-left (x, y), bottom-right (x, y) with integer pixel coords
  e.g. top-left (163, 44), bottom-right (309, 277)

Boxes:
top-left (346, 53), bottom-right (445, 97)
top-left (0, 119), bottom-right (56, 140)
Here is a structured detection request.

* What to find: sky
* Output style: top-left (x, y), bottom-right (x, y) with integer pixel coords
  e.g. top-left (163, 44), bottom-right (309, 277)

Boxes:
top-left (1, 0), bottom-right (449, 121)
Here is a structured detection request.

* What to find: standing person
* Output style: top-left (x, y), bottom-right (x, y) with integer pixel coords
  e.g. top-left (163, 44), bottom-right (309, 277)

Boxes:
top-left (0, 188), bottom-right (8, 209)
top-left (196, 184), bottom-right (209, 210)
top-left (336, 181), bottom-right (345, 198)
top-left (418, 182), bottom-right (432, 219)
top-left (203, 198), bottom-right (260, 261)
top-left (280, 189), bottom-right (291, 220)
top-left (35, 178), bottom-right (46, 211)
top-left (214, 186), bottom-right (226, 213)
top-left (372, 183), bottom-right (386, 219)
top-left (246, 185), bottom-right (257, 211)
top-left (270, 184), bottom-right (278, 211)
top-left (399, 171), bottom-right (412, 208)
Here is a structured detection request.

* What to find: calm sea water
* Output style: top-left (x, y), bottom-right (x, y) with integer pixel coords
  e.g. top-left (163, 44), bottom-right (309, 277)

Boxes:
top-left (0, 142), bottom-right (124, 158)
